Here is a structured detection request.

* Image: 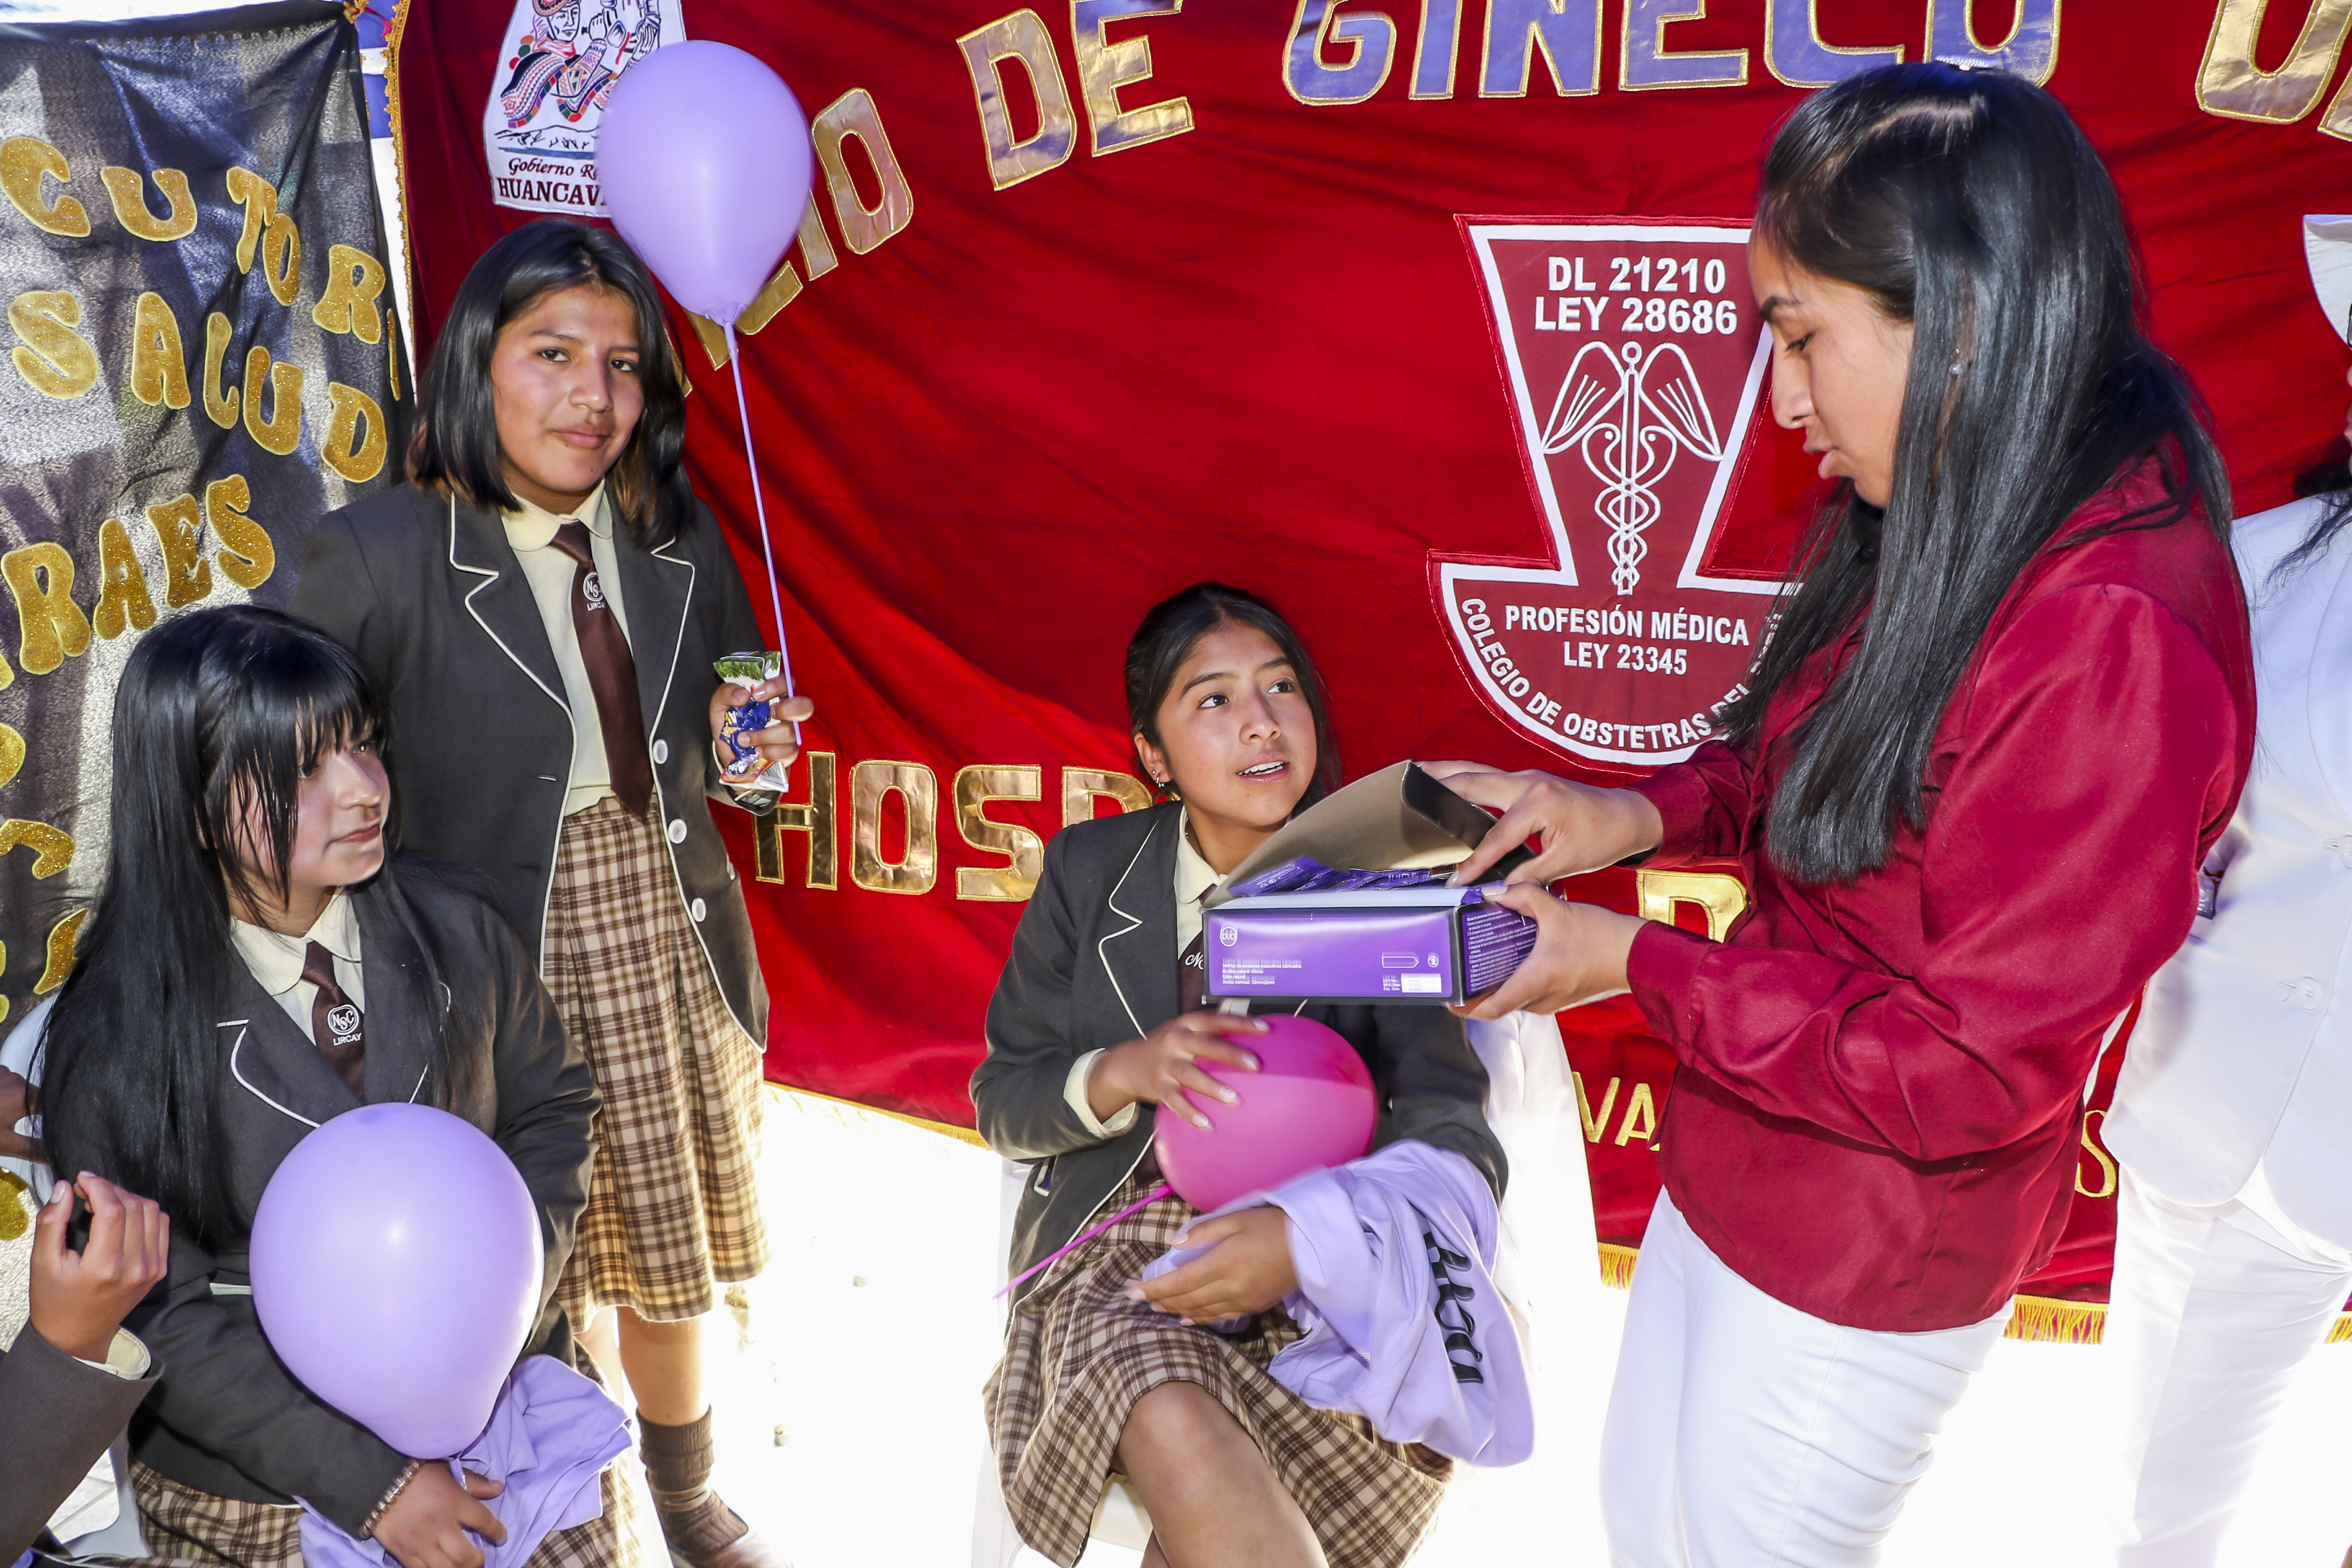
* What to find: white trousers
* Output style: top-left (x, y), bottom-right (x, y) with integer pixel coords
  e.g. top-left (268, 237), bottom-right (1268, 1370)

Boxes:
top-left (2106, 1170), bottom-right (2352, 1566)
top-left (1600, 1194), bottom-right (2012, 1567)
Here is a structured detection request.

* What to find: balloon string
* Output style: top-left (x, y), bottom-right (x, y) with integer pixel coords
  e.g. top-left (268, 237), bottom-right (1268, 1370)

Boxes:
top-left (992, 1181), bottom-right (1173, 1300)
top-left (721, 320), bottom-right (802, 770)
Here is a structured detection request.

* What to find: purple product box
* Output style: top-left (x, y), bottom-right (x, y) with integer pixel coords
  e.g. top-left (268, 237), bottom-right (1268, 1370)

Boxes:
top-left (1202, 883), bottom-right (1539, 1005)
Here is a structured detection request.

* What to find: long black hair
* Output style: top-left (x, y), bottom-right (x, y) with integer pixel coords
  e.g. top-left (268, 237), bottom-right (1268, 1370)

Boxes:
top-left (2282, 482), bottom-right (2352, 578)
top-left (41, 608), bottom-right (476, 1251)
top-left (1725, 63), bottom-right (2230, 884)
top-left (409, 218), bottom-right (691, 549)
top-left (1124, 583), bottom-right (1343, 810)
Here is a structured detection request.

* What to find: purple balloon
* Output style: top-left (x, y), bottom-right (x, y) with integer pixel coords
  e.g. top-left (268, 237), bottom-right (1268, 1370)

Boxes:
top-left (1152, 1015), bottom-right (1378, 1213)
top-left (596, 41), bottom-right (814, 325)
top-left (250, 1104), bottom-right (543, 1460)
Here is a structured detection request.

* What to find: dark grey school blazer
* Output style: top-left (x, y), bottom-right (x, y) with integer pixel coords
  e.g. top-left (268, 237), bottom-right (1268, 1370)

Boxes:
top-left (66, 865), bottom-right (598, 1536)
top-left (0, 1324), bottom-right (157, 1562)
top-left (972, 802), bottom-right (1506, 1310)
top-left (289, 482), bottom-right (771, 1042)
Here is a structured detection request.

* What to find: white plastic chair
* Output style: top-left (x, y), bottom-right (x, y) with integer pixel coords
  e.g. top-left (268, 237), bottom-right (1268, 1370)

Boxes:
top-left (972, 1156), bottom-right (1153, 1566)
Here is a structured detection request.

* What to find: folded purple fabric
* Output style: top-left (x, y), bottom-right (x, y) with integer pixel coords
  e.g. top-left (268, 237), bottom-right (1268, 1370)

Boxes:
top-left (1140, 1141), bottom-right (1532, 1464)
top-left (298, 1357), bottom-right (629, 1568)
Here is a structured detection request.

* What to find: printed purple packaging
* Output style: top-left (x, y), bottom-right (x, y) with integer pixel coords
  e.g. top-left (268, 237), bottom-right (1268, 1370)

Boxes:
top-left (1204, 885), bottom-right (1538, 1004)
top-left (1202, 762), bottom-right (1538, 1005)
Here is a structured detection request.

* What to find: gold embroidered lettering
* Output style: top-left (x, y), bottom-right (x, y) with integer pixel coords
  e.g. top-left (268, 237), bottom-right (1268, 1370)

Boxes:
top-left (850, 760), bottom-right (939, 894)
top-left (956, 765), bottom-right (1046, 901)
top-left (1, 545), bottom-right (91, 675)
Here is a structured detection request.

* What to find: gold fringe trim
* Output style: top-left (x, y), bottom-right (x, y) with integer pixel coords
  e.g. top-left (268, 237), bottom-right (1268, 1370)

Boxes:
top-left (1598, 1242), bottom-right (1638, 1289)
top-left (2005, 1295), bottom-right (2104, 1344)
top-left (762, 1081), bottom-right (989, 1148)
top-left (2330, 1314), bottom-right (2352, 1345)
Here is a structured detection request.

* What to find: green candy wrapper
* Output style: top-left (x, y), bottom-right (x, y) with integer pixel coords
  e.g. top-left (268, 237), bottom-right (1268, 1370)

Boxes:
top-left (714, 649), bottom-right (791, 790)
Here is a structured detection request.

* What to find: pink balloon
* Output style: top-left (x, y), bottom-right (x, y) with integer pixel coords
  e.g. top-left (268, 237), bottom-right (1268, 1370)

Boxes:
top-left (595, 41), bottom-right (813, 324)
top-left (250, 1104), bottom-right (544, 1460)
top-left (1152, 1015), bottom-right (1378, 1212)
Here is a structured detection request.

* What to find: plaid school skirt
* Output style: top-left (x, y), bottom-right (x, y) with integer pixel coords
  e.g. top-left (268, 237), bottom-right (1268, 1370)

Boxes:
top-left (545, 797), bottom-right (770, 1328)
top-left (985, 1170), bottom-right (1453, 1568)
top-left (124, 1353), bottom-right (648, 1568)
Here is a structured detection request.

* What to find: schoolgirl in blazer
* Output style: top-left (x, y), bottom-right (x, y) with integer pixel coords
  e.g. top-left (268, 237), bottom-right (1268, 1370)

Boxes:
top-left (288, 220), bottom-right (801, 1568)
top-left (972, 584), bottom-right (1503, 1568)
top-left (34, 609), bottom-right (601, 1568)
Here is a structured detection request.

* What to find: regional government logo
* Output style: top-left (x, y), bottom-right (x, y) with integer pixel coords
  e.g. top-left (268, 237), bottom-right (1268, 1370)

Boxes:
top-left (1433, 221), bottom-right (1795, 766)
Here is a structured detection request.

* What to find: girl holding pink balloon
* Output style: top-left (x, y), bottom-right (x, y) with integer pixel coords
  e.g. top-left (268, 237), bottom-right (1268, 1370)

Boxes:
top-left (972, 583), bottom-right (1507, 1568)
top-left (31, 607), bottom-right (620, 1568)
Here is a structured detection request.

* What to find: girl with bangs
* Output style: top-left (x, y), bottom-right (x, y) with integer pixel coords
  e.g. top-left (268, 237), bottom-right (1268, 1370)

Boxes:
top-left (27, 606), bottom-right (612, 1568)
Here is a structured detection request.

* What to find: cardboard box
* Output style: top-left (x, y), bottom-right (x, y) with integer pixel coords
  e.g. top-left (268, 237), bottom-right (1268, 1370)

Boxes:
top-left (1201, 762), bottom-right (1538, 1005)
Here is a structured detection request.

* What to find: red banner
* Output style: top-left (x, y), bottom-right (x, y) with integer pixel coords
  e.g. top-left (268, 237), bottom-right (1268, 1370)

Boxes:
top-left (387, 0), bottom-right (2352, 1320)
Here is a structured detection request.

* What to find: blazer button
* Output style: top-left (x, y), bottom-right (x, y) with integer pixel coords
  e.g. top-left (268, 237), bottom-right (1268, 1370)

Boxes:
top-left (654, 740), bottom-right (670, 765)
top-left (668, 818), bottom-right (688, 844)
top-left (691, 897), bottom-right (708, 923)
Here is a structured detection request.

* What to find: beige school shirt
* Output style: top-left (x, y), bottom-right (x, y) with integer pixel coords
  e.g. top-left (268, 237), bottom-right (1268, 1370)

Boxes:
top-left (500, 482), bottom-right (636, 817)
top-left (230, 889), bottom-right (366, 1037)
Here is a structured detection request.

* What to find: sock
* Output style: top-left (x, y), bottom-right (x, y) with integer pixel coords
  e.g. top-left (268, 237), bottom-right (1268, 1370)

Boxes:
top-left (638, 1409), bottom-right (750, 1556)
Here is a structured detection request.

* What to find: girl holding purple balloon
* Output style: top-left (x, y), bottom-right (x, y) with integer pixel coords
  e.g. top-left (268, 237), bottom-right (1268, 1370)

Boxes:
top-left (289, 219), bottom-right (801, 1568)
top-left (30, 606), bottom-right (617, 1568)
top-left (972, 583), bottom-right (1507, 1568)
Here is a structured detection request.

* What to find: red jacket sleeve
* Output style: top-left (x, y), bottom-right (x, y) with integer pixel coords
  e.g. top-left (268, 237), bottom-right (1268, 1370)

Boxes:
top-left (1626, 584), bottom-right (2241, 1162)
top-left (1628, 736), bottom-right (1758, 864)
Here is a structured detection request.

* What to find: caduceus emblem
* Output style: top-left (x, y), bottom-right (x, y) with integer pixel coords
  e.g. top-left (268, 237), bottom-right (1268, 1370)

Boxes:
top-left (1540, 340), bottom-right (1728, 595)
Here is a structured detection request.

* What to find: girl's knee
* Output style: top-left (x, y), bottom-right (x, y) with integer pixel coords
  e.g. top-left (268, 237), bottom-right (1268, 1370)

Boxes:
top-left (1121, 1380), bottom-right (1239, 1458)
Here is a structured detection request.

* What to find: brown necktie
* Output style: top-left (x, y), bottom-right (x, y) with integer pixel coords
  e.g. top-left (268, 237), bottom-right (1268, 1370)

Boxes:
top-left (549, 521), bottom-right (652, 818)
top-left (1178, 883), bottom-right (1217, 1014)
top-left (1179, 928), bottom-right (1206, 1014)
top-left (304, 941), bottom-right (366, 1095)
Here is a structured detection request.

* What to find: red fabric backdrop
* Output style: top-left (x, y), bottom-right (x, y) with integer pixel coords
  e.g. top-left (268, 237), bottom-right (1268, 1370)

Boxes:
top-left (389, 0), bottom-right (2352, 1309)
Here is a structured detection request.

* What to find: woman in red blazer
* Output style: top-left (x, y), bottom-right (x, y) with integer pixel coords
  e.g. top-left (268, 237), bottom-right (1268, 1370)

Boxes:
top-left (1441, 66), bottom-right (2254, 1567)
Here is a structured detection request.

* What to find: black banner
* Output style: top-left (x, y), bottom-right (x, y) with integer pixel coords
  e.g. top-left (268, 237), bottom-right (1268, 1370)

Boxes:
top-left (0, 1), bottom-right (408, 1025)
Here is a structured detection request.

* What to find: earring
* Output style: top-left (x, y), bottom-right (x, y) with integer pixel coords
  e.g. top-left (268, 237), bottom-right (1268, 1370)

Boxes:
top-left (1950, 360), bottom-right (1965, 377)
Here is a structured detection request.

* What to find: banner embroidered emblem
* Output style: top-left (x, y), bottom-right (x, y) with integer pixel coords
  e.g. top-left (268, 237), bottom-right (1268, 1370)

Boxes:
top-left (483, 0), bottom-right (687, 215)
top-left (1431, 221), bottom-right (1795, 766)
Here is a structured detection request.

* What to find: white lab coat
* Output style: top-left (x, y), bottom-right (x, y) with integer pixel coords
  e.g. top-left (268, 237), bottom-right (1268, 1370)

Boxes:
top-left (2106, 494), bottom-right (2352, 1244)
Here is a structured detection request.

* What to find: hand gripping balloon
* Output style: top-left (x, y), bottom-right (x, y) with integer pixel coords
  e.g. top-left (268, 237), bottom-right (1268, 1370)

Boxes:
top-left (250, 1104), bottom-right (543, 1459)
top-left (1152, 1014), bottom-right (1377, 1211)
top-left (994, 1015), bottom-right (1377, 1298)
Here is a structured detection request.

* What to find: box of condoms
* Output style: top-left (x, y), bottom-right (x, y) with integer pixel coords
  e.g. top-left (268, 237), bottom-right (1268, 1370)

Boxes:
top-left (1202, 882), bottom-right (1538, 1005)
top-left (1200, 761), bottom-right (1538, 1006)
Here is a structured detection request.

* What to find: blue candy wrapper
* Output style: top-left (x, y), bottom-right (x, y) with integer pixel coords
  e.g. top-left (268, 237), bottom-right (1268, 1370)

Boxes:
top-left (714, 650), bottom-right (792, 790)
